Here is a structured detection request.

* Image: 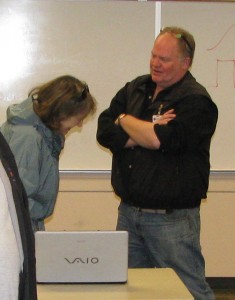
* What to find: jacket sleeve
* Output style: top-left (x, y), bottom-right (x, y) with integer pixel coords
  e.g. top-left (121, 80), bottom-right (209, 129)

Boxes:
top-left (154, 95), bottom-right (218, 153)
top-left (5, 127), bottom-right (43, 214)
top-left (96, 85), bottom-right (130, 153)
top-left (0, 133), bottom-right (38, 300)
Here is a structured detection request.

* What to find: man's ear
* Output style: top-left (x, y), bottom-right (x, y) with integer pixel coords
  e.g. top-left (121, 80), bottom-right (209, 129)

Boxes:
top-left (182, 56), bottom-right (192, 70)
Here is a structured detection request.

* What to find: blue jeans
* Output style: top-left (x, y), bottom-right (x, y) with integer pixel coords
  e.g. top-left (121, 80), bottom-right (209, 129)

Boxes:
top-left (116, 202), bottom-right (215, 300)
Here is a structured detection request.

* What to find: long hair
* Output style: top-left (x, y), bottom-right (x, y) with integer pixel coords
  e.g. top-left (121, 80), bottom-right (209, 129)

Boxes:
top-left (29, 75), bottom-right (96, 130)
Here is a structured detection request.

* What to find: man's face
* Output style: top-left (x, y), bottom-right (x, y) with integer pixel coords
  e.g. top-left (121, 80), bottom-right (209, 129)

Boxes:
top-left (150, 33), bottom-right (190, 91)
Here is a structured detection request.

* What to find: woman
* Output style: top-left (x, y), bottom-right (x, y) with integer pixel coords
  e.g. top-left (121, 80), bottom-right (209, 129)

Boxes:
top-left (1, 75), bottom-right (96, 231)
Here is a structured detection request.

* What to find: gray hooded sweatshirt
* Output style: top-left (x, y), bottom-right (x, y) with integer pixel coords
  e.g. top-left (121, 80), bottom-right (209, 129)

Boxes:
top-left (0, 97), bottom-right (64, 230)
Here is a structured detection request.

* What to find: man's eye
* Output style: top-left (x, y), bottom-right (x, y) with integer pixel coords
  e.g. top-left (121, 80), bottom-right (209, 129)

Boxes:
top-left (161, 58), bottom-right (170, 63)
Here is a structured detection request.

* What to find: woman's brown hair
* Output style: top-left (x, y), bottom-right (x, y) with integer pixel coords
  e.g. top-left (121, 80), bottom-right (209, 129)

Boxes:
top-left (29, 75), bottom-right (96, 130)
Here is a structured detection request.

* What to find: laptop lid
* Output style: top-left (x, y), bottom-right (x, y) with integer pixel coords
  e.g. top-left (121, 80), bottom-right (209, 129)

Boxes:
top-left (35, 231), bottom-right (128, 283)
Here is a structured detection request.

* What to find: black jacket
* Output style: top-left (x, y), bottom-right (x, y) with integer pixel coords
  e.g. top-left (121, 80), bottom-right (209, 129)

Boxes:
top-left (97, 72), bottom-right (218, 209)
top-left (0, 132), bottom-right (37, 300)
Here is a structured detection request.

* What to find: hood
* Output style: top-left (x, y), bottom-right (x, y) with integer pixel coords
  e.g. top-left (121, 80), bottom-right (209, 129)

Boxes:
top-left (6, 97), bottom-right (64, 159)
top-left (6, 97), bottom-right (40, 126)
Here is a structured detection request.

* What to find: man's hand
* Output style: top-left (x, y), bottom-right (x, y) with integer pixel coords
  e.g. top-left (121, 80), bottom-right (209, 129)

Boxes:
top-left (153, 109), bottom-right (176, 125)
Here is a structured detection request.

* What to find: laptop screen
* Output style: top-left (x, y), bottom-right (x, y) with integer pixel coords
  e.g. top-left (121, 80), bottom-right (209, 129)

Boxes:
top-left (35, 231), bottom-right (128, 283)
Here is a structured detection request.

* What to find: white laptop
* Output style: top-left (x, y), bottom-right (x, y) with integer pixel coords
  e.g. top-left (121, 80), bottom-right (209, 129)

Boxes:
top-left (35, 230), bottom-right (128, 284)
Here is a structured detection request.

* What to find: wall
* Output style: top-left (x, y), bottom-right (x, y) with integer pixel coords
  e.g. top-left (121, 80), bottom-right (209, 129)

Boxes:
top-left (45, 172), bottom-right (235, 277)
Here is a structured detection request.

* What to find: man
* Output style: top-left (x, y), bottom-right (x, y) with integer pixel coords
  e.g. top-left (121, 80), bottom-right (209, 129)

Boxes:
top-left (96, 26), bottom-right (218, 300)
top-left (0, 131), bottom-right (37, 299)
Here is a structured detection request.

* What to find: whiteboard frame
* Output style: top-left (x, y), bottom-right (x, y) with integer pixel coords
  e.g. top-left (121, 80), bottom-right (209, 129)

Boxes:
top-left (155, 1), bottom-right (162, 36)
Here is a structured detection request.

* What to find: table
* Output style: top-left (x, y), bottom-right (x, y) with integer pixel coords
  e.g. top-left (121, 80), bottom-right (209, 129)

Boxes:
top-left (37, 268), bottom-right (193, 299)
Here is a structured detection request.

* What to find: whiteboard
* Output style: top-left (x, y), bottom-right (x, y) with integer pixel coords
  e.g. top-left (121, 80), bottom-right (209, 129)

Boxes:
top-left (162, 1), bottom-right (235, 171)
top-left (1, 1), bottom-right (234, 171)
top-left (0, 0), bottom-right (155, 171)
